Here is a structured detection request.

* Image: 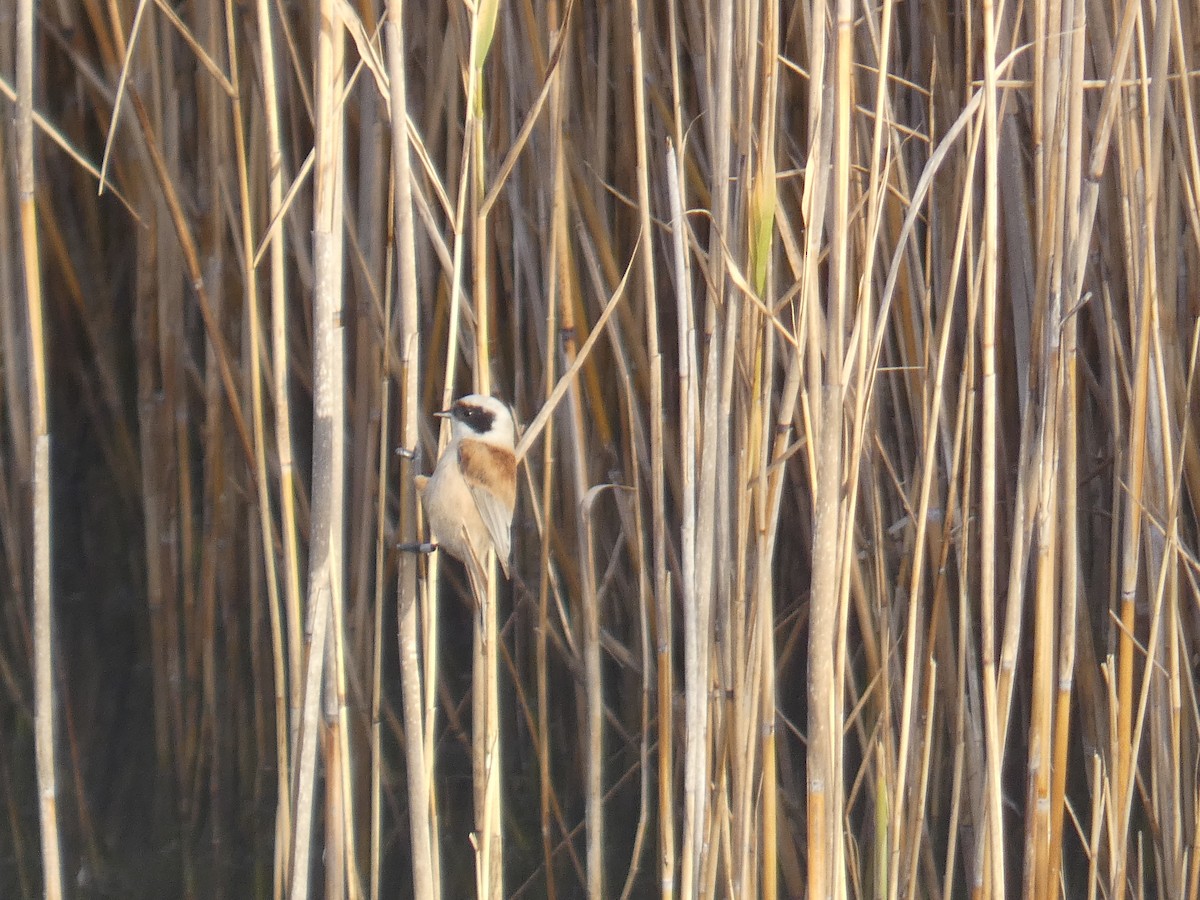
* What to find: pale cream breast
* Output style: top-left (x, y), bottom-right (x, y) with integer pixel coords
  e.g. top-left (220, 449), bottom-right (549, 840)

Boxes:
top-left (420, 445), bottom-right (492, 570)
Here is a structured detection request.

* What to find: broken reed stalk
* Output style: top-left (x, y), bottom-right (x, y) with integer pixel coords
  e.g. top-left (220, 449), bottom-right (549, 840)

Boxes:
top-left (17, 0), bottom-right (63, 894)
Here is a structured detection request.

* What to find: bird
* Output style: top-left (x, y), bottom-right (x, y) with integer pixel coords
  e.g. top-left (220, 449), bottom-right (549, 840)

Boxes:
top-left (414, 394), bottom-right (516, 614)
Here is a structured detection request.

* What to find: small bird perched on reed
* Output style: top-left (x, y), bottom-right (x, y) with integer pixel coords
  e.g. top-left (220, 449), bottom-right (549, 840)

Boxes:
top-left (414, 394), bottom-right (516, 618)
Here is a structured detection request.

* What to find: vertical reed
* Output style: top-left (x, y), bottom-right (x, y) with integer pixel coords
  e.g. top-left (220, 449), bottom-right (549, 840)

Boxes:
top-left (16, 0), bottom-right (62, 896)
top-left (7, 1), bottom-right (1200, 898)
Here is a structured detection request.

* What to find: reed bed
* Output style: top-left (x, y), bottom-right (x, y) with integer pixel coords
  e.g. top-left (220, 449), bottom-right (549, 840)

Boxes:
top-left (3, 0), bottom-right (1200, 897)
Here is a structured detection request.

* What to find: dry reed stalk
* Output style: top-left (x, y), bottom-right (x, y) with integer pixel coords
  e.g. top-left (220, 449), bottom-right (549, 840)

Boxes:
top-left (388, 4), bottom-right (438, 898)
top-left (252, 0), bottom-right (300, 891)
top-left (260, 52), bottom-right (306, 769)
top-left (289, 0), bottom-right (348, 894)
top-left (463, 1), bottom-right (504, 895)
top-left (535, 5), bottom-right (567, 896)
top-left (666, 138), bottom-right (701, 900)
top-left (0, 116), bottom-right (26, 813)
top-left (804, 0), bottom-right (854, 897)
top-left (17, 0), bottom-right (62, 893)
top-left (979, 0), bottom-right (1006, 895)
top-left (888, 130), bottom-right (974, 900)
top-left (564, 227), bottom-right (654, 900)
top-left (0, 133), bottom-right (28, 529)
top-left (1046, 0), bottom-right (1087, 892)
top-left (329, 566), bottom-right (363, 900)
top-left (227, 4), bottom-right (292, 894)
top-left (747, 6), bottom-right (781, 897)
top-left (608, 376), bottom-right (654, 900)
top-left (424, 9), bottom-right (470, 895)
top-left (1114, 7), bottom-right (1175, 900)
top-left (1022, 0), bottom-right (1066, 888)
top-left (529, 5), bottom-right (606, 892)
top-left (579, 478), bottom-right (608, 899)
top-left (537, 156), bottom-right (561, 900)
top-left (703, 1), bottom-right (735, 885)
top-left (631, 2), bottom-right (675, 895)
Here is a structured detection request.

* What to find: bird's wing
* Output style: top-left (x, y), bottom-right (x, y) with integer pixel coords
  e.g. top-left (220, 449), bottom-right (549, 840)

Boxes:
top-left (458, 439), bottom-right (516, 576)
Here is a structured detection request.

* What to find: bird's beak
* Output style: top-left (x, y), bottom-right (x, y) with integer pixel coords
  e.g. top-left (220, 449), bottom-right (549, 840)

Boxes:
top-left (434, 409), bottom-right (451, 419)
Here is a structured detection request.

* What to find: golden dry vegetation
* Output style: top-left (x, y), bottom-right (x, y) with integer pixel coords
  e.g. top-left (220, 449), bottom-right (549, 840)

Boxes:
top-left (4, 0), bottom-right (1200, 898)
